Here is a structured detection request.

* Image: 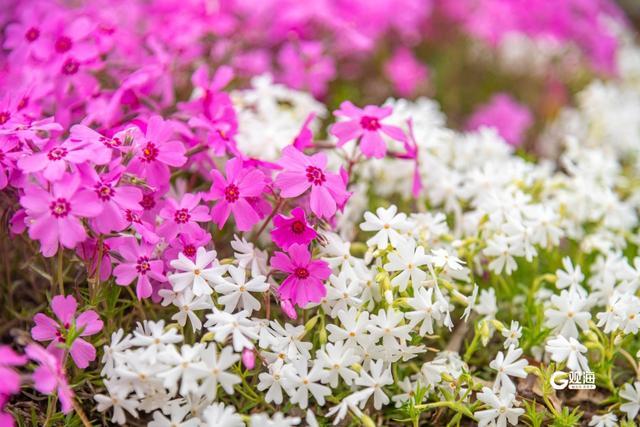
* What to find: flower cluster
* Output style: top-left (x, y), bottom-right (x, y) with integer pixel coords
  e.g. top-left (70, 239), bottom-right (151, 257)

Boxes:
top-left (3, 0), bottom-right (640, 426)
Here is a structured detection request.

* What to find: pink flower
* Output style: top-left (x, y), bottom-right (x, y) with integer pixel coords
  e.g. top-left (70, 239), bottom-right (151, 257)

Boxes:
top-left (31, 295), bottom-right (103, 369)
top-left (205, 158), bottom-right (267, 231)
top-left (384, 48), bottom-right (429, 97)
top-left (112, 237), bottom-right (165, 299)
top-left (242, 348), bottom-right (256, 370)
top-left (85, 167), bottom-right (143, 234)
top-left (465, 93), bottom-right (533, 146)
top-left (330, 101), bottom-right (406, 159)
top-left (277, 41), bottom-right (335, 97)
top-left (274, 146), bottom-right (349, 219)
top-left (158, 193), bottom-right (209, 240)
top-left (127, 115), bottom-right (187, 187)
top-left (0, 346), bottom-right (26, 397)
top-left (76, 238), bottom-right (112, 282)
top-left (162, 228), bottom-right (212, 264)
top-left (18, 138), bottom-right (108, 182)
top-left (25, 344), bottom-right (74, 414)
top-left (0, 138), bottom-right (22, 190)
top-left (271, 243), bottom-right (331, 308)
top-left (271, 207), bottom-right (317, 249)
top-left (20, 173), bottom-right (102, 257)
top-left (280, 299), bottom-right (298, 320)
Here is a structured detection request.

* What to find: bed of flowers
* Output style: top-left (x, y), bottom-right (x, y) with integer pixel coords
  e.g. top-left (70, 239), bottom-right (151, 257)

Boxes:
top-left (3, 1), bottom-right (640, 426)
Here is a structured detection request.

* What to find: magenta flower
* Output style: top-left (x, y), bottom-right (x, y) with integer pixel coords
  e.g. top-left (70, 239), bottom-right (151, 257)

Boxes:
top-left (127, 115), bottom-right (187, 187)
top-left (20, 173), bottom-right (102, 257)
top-left (330, 101), bottom-right (406, 159)
top-left (31, 295), bottom-right (103, 369)
top-left (271, 207), bottom-right (317, 250)
top-left (274, 146), bottom-right (349, 219)
top-left (112, 237), bottom-right (165, 299)
top-left (25, 344), bottom-right (74, 414)
top-left (18, 138), bottom-right (106, 182)
top-left (271, 243), bottom-right (331, 308)
top-left (0, 346), bottom-right (26, 397)
top-left (277, 41), bottom-right (335, 97)
top-left (86, 167), bottom-right (143, 234)
top-left (158, 193), bottom-right (209, 240)
top-left (465, 93), bottom-right (533, 146)
top-left (205, 158), bottom-right (267, 231)
top-left (77, 238), bottom-right (112, 282)
top-left (384, 48), bottom-right (429, 97)
top-left (0, 138), bottom-right (22, 190)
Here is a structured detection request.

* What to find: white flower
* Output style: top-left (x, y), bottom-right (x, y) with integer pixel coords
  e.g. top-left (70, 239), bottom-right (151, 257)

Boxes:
top-left (205, 310), bottom-right (259, 351)
top-left (324, 270), bottom-right (362, 317)
top-left (283, 358), bottom-right (331, 409)
top-left (428, 248), bottom-right (465, 271)
top-left (359, 205), bottom-right (412, 249)
top-left (198, 345), bottom-right (241, 399)
top-left (483, 235), bottom-right (518, 275)
top-left (231, 234), bottom-right (269, 278)
top-left (620, 381), bottom-right (640, 420)
top-left (405, 287), bottom-right (443, 335)
top-left (545, 289), bottom-right (591, 339)
top-left (502, 321), bottom-right (522, 349)
top-left (148, 405), bottom-right (199, 427)
top-left (165, 288), bottom-right (211, 331)
top-left (169, 247), bottom-right (225, 296)
top-left (489, 345), bottom-right (528, 394)
top-left (326, 307), bottom-right (370, 347)
top-left (94, 380), bottom-right (138, 425)
top-left (214, 265), bottom-right (269, 314)
top-left (129, 320), bottom-right (183, 363)
top-left (367, 308), bottom-right (412, 350)
top-left (588, 413), bottom-right (618, 427)
top-left (258, 360), bottom-right (291, 405)
top-left (101, 329), bottom-right (132, 377)
top-left (355, 360), bottom-right (393, 409)
top-left (545, 335), bottom-right (590, 372)
top-left (249, 412), bottom-right (301, 427)
top-left (157, 344), bottom-right (207, 395)
top-left (317, 341), bottom-right (360, 387)
top-left (474, 387), bottom-right (524, 427)
top-left (383, 237), bottom-right (429, 291)
top-left (202, 403), bottom-right (244, 427)
top-left (556, 257), bottom-right (585, 292)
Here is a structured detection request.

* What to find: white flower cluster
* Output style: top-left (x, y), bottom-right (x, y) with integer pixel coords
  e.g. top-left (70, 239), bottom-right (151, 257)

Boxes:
top-left (96, 38), bottom-right (640, 426)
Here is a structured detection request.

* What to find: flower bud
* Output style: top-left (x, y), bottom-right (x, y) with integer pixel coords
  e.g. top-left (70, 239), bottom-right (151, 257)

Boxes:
top-left (242, 348), bottom-right (255, 370)
top-left (280, 299), bottom-right (297, 320)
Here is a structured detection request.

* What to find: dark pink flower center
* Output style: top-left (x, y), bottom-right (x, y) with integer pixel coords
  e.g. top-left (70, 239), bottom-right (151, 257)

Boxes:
top-left (136, 256), bottom-right (151, 275)
top-left (0, 111), bottom-right (10, 125)
top-left (55, 330), bottom-right (65, 343)
top-left (55, 36), bottom-right (73, 53)
top-left (50, 198), bottom-right (71, 218)
top-left (17, 97), bottom-right (28, 110)
top-left (294, 267), bottom-right (310, 279)
top-left (126, 210), bottom-right (141, 224)
top-left (174, 208), bottom-right (191, 224)
top-left (140, 194), bottom-right (155, 210)
top-left (95, 183), bottom-right (114, 201)
top-left (217, 129), bottom-right (229, 141)
top-left (141, 142), bottom-right (159, 162)
top-left (306, 166), bottom-right (326, 186)
top-left (360, 116), bottom-right (381, 131)
top-left (291, 220), bottom-right (306, 234)
top-left (25, 27), bottom-right (40, 42)
top-left (48, 146), bottom-right (68, 161)
top-left (100, 136), bottom-right (122, 148)
top-left (183, 244), bottom-right (196, 258)
top-left (224, 184), bottom-right (240, 203)
top-left (61, 57), bottom-right (79, 75)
